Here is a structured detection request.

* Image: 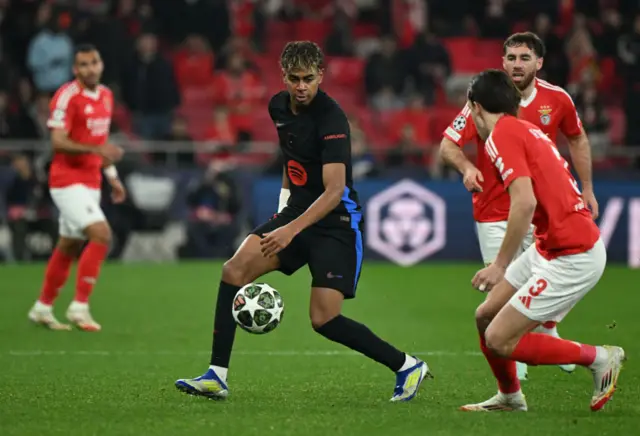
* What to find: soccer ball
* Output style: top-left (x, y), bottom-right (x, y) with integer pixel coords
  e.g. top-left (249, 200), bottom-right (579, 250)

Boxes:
top-left (232, 283), bottom-right (284, 334)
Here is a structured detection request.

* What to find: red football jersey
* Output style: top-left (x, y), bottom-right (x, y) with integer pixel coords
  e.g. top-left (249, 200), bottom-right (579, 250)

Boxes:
top-left (442, 78), bottom-right (584, 223)
top-left (517, 78), bottom-right (583, 143)
top-left (443, 104), bottom-right (510, 223)
top-left (47, 81), bottom-right (113, 189)
top-left (485, 116), bottom-right (599, 259)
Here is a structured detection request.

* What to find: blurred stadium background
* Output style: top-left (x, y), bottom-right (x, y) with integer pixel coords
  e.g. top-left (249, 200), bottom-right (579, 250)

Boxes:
top-left (1, 2), bottom-right (640, 435)
top-left (0, 0), bottom-right (639, 265)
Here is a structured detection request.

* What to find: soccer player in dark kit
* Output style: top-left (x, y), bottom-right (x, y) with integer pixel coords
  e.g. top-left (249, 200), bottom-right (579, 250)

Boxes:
top-left (175, 41), bottom-right (430, 402)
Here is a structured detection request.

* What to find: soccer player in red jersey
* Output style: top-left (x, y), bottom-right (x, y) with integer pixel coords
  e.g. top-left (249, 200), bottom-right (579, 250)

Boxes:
top-left (28, 44), bottom-right (125, 332)
top-left (440, 32), bottom-right (599, 380)
top-left (458, 69), bottom-right (624, 412)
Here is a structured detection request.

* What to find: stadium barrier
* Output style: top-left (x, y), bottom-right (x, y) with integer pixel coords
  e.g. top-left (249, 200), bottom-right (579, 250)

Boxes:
top-left (253, 177), bottom-right (640, 268)
top-left (0, 140), bottom-right (639, 266)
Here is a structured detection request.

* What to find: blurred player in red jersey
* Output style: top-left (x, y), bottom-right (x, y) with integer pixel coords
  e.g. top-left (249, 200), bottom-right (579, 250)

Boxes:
top-left (28, 44), bottom-right (125, 332)
top-left (440, 32), bottom-right (598, 380)
top-left (458, 70), bottom-right (624, 412)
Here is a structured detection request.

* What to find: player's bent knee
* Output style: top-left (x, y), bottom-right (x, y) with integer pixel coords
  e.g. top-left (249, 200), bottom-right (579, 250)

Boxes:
top-left (84, 221), bottom-right (112, 245)
top-left (221, 259), bottom-right (250, 286)
top-left (221, 256), bottom-right (268, 287)
top-left (475, 303), bottom-right (495, 333)
top-left (309, 287), bottom-right (343, 330)
top-left (57, 237), bottom-right (85, 258)
top-left (484, 325), bottom-right (513, 358)
top-left (310, 311), bottom-right (337, 330)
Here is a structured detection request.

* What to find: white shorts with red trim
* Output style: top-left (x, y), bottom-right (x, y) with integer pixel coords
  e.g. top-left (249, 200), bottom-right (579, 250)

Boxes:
top-left (50, 184), bottom-right (105, 239)
top-left (476, 221), bottom-right (535, 266)
top-left (505, 238), bottom-right (606, 323)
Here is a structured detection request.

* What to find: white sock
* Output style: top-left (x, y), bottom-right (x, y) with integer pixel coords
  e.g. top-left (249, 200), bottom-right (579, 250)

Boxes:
top-left (210, 365), bottom-right (228, 383)
top-left (534, 324), bottom-right (559, 337)
top-left (398, 354), bottom-right (418, 372)
top-left (591, 346), bottom-right (609, 368)
top-left (69, 301), bottom-right (89, 311)
top-left (500, 389), bottom-right (524, 400)
top-left (34, 301), bottom-right (52, 312)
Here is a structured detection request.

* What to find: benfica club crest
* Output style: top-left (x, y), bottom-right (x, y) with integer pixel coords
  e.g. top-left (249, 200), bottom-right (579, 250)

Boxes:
top-left (538, 105), bottom-right (552, 125)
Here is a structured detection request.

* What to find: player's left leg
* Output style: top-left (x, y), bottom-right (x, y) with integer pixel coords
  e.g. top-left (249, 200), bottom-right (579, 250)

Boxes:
top-left (65, 220), bottom-right (111, 331)
top-left (307, 227), bottom-right (431, 402)
top-left (62, 186), bottom-right (111, 331)
top-left (460, 278), bottom-right (529, 411)
top-left (477, 221), bottom-right (530, 381)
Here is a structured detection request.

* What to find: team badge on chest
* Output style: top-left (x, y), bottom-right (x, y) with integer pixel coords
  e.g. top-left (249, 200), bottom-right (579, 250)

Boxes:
top-left (538, 105), bottom-right (552, 126)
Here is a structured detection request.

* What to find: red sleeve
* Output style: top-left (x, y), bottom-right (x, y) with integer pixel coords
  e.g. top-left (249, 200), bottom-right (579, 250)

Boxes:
top-left (558, 89), bottom-right (583, 137)
top-left (47, 88), bottom-right (76, 132)
top-left (484, 121), bottom-right (530, 189)
top-left (442, 104), bottom-right (478, 147)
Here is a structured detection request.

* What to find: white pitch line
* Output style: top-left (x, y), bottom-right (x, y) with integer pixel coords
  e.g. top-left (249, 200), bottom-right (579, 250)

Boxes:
top-left (3, 350), bottom-right (482, 357)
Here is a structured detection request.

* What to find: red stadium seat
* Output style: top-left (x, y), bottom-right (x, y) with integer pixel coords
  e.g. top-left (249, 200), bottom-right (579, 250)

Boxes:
top-left (429, 106), bottom-right (461, 142)
top-left (293, 20), bottom-right (330, 45)
top-left (443, 37), bottom-right (502, 74)
top-left (605, 106), bottom-right (626, 145)
top-left (249, 109), bottom-right (278, 142)
top-left (325, 57), bottom-right (365, 87)
top-left (172, 51), bottom-right (214, 90)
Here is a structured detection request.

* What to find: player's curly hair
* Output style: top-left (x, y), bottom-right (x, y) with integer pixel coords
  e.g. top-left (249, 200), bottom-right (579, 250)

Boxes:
top-left (280, 41), bottom-right (324, 73)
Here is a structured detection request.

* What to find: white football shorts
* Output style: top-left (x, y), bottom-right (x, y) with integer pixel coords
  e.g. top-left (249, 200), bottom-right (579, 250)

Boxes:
top-left (476, 221), bottom-right (535, 266)
top-left (50, 184), bottom-right (106, 239)
top-left (505, 238), bottom-right (606, 323)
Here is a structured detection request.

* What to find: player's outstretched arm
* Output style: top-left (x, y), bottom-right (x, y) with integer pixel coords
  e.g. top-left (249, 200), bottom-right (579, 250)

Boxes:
top-left (494, 177), bottom-right (537, 269)
top-left (289, 163), bottom-right (345, 233)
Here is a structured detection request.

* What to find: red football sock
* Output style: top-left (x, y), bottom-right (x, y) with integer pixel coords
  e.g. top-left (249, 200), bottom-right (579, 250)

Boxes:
top-left (479, 333), bottom-right (521, 394)
top-left (541, 321), bottom-right (557, 329)
top-left (510, 333), bottom-right (596, 366)
top-left (74, 242), bottom-right (109, 303)
top-left (39, 248), bottom-right (74, 305)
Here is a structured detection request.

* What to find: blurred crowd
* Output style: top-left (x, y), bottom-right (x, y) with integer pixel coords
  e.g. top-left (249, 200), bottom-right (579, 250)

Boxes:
top-left (0, 0), bottom-right (638, 169)
top-left (1, 0), bottom-right (640, 261)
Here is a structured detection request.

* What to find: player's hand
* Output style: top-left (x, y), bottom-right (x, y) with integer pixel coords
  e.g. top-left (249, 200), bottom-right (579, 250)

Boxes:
top-left (260, 225), bottom-right (297, 258)
top-left (472, 264), bottom-right (506, 292)
top-left (462, 166), bottom-right (484, 192)
top-left (99, 143), bottom-right (124, 163)
top-left (109, 178), bottom-right (127, 204)
top-left (582, 187), bottom-right (599, 220)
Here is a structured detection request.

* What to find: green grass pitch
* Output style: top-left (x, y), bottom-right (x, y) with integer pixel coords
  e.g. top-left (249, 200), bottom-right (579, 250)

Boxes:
top-left (0, 262), bottom-right (638, 435)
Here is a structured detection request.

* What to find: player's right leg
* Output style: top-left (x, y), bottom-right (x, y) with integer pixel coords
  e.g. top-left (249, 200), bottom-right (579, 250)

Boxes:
top-left (175, 214), bottom-right (296, 400)
top-left (29, 236), bottom-right (84, 330)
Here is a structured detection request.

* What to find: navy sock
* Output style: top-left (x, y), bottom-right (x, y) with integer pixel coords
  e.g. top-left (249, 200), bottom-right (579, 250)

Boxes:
top-left (210, 281), bottom-right (239, 367)
top-left (315, 315), bottom-right (406, 372)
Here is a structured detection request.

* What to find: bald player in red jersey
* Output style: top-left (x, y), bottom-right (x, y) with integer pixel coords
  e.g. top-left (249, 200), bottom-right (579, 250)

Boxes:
top-left (440, 32), bottom-right (599, 380)
top-left (28, 44), bottom-right (125, 332)
top-left (458, 69), bottom-right (624, 413)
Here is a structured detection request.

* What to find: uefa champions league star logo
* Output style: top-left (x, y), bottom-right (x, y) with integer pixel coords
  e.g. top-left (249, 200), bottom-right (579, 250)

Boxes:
top-left (367, 179), bottom-right (446, 266)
